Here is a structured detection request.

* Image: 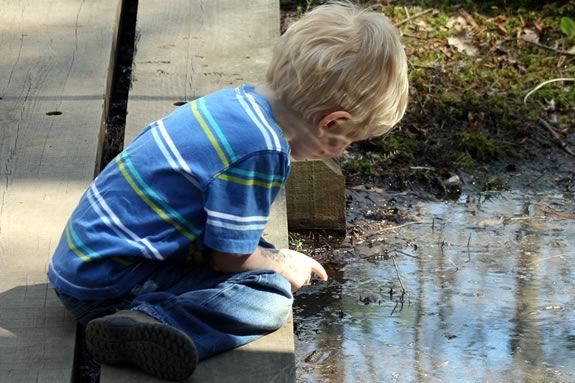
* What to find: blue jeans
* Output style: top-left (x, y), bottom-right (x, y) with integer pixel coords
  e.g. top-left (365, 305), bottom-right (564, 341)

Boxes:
top-left (55, 264), bottom-right (293, 361)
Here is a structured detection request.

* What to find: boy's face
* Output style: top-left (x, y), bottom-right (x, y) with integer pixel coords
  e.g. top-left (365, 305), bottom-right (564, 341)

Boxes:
top-left (289, 111), bottom-right (353, 161)
top-left (289, 129), bottom-right (352, 160)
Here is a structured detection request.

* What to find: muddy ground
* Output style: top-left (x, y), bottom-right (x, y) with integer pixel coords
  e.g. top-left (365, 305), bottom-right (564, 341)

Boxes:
top-left (282, 0), bottom-right (574, 198)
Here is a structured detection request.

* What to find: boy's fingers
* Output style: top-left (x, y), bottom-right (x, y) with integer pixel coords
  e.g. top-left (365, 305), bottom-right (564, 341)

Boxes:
top-left (308, 257), bottom-right (328, 281)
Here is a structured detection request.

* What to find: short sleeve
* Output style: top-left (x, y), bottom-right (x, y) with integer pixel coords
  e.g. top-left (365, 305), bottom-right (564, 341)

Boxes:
top-left (203, 151), bottom-right (290, 254)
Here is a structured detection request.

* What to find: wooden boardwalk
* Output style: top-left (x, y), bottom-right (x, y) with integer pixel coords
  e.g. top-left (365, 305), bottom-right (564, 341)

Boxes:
top-left (0, 0), bottom-right (121, 381)
top-left (0, 0), bottom-right (294, 382)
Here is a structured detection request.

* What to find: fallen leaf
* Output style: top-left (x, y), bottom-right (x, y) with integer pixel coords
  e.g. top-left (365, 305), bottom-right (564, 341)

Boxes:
top-left (413, 19), bottom-right (433, 32)
top-left (518, 28), bottom-right (540, 43)
top-left (460, 10), bottom-right (478, 29)
top-left (534, 19), bottom-right (544, 33)
top-left (496, 24), bottom-right (509, 35)
top-left (446, 16), bottom-right (468, 31)
top-left (448, 35), bottom-right (479, 56)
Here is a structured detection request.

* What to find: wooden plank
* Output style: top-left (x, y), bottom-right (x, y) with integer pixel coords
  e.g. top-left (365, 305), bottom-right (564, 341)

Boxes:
top-left (102, 0), bottom-right (295, 382)
top-left (124, 0), bottom-right (280, 143)
top-left (0, 0), bottom-right (121, 381)
top-left (286, 159), bottom-right (346, 231)
top-left (102, 316), bottom-right (295, 383)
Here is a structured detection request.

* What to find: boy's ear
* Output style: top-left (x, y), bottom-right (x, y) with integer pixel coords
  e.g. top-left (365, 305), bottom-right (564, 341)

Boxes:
top-left (318, 111), bottom-right (352, 136)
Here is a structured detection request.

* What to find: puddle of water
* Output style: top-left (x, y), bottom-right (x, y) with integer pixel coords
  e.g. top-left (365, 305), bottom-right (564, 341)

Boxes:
top-left (294, 190), bottom-right (575, 383)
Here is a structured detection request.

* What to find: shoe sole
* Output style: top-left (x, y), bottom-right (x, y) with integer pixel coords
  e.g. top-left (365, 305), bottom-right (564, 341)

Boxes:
top-left (86, 316), bottom-right (198, 381)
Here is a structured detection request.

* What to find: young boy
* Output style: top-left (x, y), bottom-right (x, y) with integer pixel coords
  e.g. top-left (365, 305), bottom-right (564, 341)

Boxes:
top-left (48, 2), bottom-right (408, 381)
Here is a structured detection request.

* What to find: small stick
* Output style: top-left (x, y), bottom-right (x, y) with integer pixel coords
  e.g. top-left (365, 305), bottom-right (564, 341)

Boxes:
top-left (391, 255), bottom-right (409, 303)
top-left (439, 240), bottom-right (446, 257)
top-left (381, 221), bottom-right (423, 232)
top-left (538, 118), bottom-right (575, 157)
top-left (524, 78), bottom-right (575, 104)
top-left (395, 249), bottom-right (419, 259)
top-left (432, 217), bottom-right (435, 231)
top-left (504, 215), bottom-right (546, 223)
top-left (439, 240), bottom-right (458, 270)
top-left (466, 232), bottom-right (471, 262)
top-left (395, 9), bottom-right (434, 27)
top-left (401, 32), bottom-right (429, 39)
top-left (447, 258), bottom-right (459, 271)
top-left (390, 300), bottom-right (400, 316)
top-left (520, 39), bottom-right (575, 57)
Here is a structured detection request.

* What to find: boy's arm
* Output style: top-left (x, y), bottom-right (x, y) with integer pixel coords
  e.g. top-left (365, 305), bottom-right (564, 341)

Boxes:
top-left (210, 247), bottom-right (328, 292)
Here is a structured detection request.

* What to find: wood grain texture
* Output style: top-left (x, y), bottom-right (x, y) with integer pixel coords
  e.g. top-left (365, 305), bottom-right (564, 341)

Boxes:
top-left (124, 0), bottom-right (280, 143)
top-left (102, 0), bottom-right (294, 382)
top-left (286, 159), bottom-right (346, 231)
top-left (0, 0), bottom-right (121, 381)
top-left (103, 316), bottom-right (295, 383)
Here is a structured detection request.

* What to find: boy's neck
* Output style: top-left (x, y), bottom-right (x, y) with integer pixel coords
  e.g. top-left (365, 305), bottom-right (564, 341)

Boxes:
top-left (254, 84), bottom-right (314, 141)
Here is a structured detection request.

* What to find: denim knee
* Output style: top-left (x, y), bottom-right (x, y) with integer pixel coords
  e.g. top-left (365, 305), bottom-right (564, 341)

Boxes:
top-left (250, 270), bottom-right (294, 329)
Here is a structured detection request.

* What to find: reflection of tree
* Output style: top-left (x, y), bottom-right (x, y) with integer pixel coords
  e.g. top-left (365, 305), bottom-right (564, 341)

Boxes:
top-left (431, 236), bottom-right (458, 381)
top-left (315, 287), bottom-right (345, 383)
top-left (509, 213), bottom-right (544, 383)
top-left (295, 266), bottom-right (345, 383)
top-left (414, 243), bottom-right (427, 383)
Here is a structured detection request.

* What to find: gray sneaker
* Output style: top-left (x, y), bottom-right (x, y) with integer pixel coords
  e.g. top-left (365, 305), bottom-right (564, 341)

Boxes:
top-left (85, 310), bottom-right (198, 381)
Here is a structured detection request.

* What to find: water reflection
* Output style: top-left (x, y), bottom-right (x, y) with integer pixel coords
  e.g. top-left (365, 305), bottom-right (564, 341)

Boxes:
top-left (294, 190), bottom-right (575, 383)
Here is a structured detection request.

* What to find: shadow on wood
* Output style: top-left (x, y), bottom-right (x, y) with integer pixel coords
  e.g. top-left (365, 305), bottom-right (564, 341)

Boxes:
top-left (0, 282), bottom-right (76, 383)
top-left (103, 346), bottom-right (295, 383)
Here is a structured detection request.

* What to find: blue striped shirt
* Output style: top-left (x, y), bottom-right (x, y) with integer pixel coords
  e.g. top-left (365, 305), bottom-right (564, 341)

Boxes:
top-left (48, 85), bottom-right (291, 300)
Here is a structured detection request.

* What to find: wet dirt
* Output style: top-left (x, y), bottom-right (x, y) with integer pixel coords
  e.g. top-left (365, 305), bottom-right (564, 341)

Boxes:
top-left (293, 185), bottom-right (575, 383)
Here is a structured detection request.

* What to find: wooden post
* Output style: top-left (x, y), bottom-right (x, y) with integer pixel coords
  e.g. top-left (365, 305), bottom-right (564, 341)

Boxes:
top-left (286, 159), bottom-right (346, 231)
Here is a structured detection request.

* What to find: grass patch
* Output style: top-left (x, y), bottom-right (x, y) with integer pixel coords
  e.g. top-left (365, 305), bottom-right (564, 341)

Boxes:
top-left (283, 0), bottom-right (574, 192)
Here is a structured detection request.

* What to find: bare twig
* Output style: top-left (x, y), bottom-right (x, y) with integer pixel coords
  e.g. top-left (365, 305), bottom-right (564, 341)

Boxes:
top-left (447, 258), bottom-right (459, 271)
top-left (439, 240), bottom-right (459, 271)
top-left (401, 32), bottom-right (429, 39)
top-left (381, 221), bottom-right (423, 232)
top-left (538, 118), bottom-right (575, 157)
top-left (524, 78), bottom-right (575, 104)
top-left (395, 249), bottom-right (419, 259)
top-left (539, 205), bottom-right (575, 220)
top-left (390, 300), bottom-right (400, 316)
top-left (503, 215), bottom-right (546, 223)
top-left (466, 232), bottom-right (471, 263)
top-left (391, 255), bottom-right (409, 303)
top-left (395, 8), bottom-right (434, 27)
top-left (520, 39), bottom-right (575, 57)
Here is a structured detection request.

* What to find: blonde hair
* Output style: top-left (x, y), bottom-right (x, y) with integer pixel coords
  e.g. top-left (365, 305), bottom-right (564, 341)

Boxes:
top-left (266, 1), bottom-right (409, 141)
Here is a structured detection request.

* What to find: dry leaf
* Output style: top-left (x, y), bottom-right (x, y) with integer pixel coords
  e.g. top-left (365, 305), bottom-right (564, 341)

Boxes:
top-left (448, 35), bottom-right (479, 56)
top-left (446, 16), bottom-right (468, 31)
top-left (496, 24), bottom-right (509, 35)
top-left (518, 28), bottom-right (540, 43)
top-left (534, 19), bottom-right (545, 33)
top-left (414, 19), bottom-right (433, 32)
top-left (460, 10), bottom-right (479, 29)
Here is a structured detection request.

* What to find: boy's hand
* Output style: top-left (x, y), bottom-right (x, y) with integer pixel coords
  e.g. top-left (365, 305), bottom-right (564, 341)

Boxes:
top-left (273, 248), bottom-right (328, 292)
top-left (210, 247), bottom-right (328, 292)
